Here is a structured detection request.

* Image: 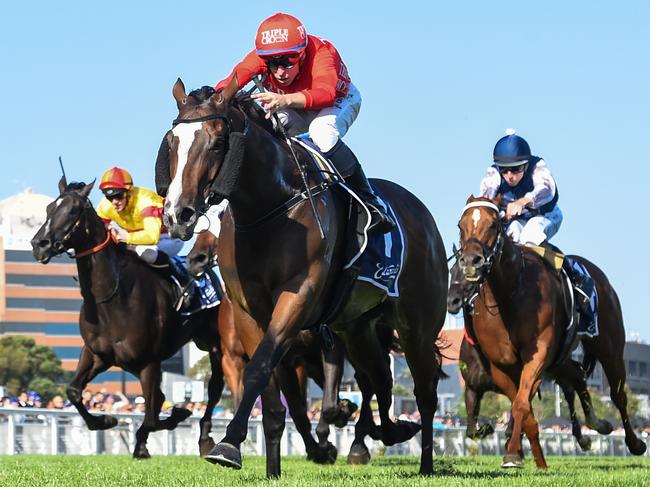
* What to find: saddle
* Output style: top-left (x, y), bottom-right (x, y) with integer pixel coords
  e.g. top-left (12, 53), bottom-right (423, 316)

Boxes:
top-left (292, 137), bottom-right (404, 329)
top-left (153, 256), bottom-right (222, 317)
top-left (528, 242), bottom-right (599, 366)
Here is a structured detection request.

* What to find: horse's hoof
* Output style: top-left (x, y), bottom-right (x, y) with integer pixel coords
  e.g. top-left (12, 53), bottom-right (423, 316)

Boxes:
top-left (501, 454), bottom-right (523, 468)
top-left (88, 415), bottom-right (118, 431)
top-left (578, 436), bottom-right (592, 451)
top-left (382, 420), bottom-right (421, 446)
top-left (133, 446), bottom-right (151, 460)
top-left (594, 419), bottom-right (614, 435)
top-left (204, 442), bottom-right (242, 469)
top-left (347, 443), bottom-right (371, 465)
top-left (199, 437), bottom-right (216, 458)
top-left (627, 437), bottom-right (647, 456)
top-left (335, 399), bottom-right (358, 427)
top-left (307, 442), bottom-right (338, 465)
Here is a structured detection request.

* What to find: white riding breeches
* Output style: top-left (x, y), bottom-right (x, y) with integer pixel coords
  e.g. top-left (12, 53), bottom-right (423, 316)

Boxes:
top-left (276, 83), bottom-right (362, 152)
top-left (506, 206), bottom-right (563, 246)
top-left (128, 234), bottom-right (184, 264)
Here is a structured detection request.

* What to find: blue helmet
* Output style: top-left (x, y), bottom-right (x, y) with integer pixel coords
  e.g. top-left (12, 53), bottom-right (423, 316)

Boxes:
top-left (493, 129), bottom-right (531, 167)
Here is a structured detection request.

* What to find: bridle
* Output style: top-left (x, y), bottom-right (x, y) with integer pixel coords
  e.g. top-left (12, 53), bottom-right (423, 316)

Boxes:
top-left (49, 193), bottom-right (113, 259)
top-left (458, 201), bottom-right (505, 283)
top-left (171, 110), bottom-right (248, 210)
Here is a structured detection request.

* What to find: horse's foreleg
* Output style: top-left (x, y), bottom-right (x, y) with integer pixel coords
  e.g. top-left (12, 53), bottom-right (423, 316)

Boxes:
top-left (320, 333), bottom-right (348, 426)
top-left (199, 348), bottom-right (225, 457)
top-left (510, 360), bottom-right (547, 469)
top-left (489, 365), bottom-right (524, 467)
top-left (465, 386), bottom-right (485, 439)
top-left (260, 370), bottom-right (286, 479)
top-left (601, 355), bottom-right (647, 455)
top-left (221, 349), bottom-right (245, 410)
top-left (66, 347), bottom-right (116, 431)
top-left (206, 300), bottom-right (298, 473)
top-left (347, 369), bottom-right (375, 465)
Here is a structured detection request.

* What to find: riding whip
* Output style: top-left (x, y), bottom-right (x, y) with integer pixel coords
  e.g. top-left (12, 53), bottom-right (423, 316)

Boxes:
top-left (251, 76), bottom-right (325, 240)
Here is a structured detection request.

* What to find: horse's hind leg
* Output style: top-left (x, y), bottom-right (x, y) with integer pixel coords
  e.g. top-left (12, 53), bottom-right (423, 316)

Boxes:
top-left (344, 320), bottom-right (421, 450)
top-left (66, 346), bottom-right (117, 431)
top-left (134, 362), bottom-right (191, 459)
top-left (466, 387), bottom-right (492, 439)
top-left (600, 354), bottom-right (647, 455)
top-left (555, 376), bottom-right (591, 451)
top-left (275, 361), bottom-right (336, 465)
top-left (199, 348), bottom-right (225, 457)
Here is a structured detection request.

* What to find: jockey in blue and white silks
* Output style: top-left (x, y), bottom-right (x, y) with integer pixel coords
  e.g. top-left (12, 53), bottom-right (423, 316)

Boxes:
top-left (479, 129), bottom-right (562, 246)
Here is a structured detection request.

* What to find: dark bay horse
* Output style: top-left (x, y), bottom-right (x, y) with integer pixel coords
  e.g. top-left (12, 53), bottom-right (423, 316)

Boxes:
top-left (30, 179), bottom-right (221, 458)
top-left (456, 196), bottom-right (646, 468)
top-left (448, 260), bottom-right (601, 450)
top-left (188, 230), bottom-right (355, 464)
top-left (156, 79), bottom-right (448, 477)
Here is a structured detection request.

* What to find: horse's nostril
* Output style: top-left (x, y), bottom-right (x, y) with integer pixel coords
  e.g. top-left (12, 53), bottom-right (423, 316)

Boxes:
top-left (179, 207), bottom-right (196, 225)
top-left (471, 255), bottom-right (484, 267)
top-left (39, 239), bottom-right (51, 249)
top-left (196, 253), bottom-right (208, 264)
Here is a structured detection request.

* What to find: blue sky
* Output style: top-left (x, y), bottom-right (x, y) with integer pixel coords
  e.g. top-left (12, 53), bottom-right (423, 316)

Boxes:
top-left (1, 1), bottom-right (649, 340)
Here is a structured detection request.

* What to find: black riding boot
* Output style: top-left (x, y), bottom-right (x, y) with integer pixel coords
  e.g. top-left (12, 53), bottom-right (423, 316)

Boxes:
top-left (325, 140), bottom-right (396, 234)
top-left (563, 258), bottom-right (594, 318)
top-left (151, 252), bottom-right (194, 303)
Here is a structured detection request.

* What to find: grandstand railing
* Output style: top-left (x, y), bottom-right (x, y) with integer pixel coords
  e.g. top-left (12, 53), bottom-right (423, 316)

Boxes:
top-left (0, 407), bottom-right (647, 457)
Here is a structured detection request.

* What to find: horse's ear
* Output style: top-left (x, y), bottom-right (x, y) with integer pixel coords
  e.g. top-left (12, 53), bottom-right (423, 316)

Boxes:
top-left (79, 180), bottom-right (95, 199)
top-left (453, 243), bottom-right (459, 255)
top-left (466, 194), bottom-right (475, 204)
top-left (220, 75), bottom-right (239, 104)
top-left (173, 78), bottom-right (187, 108)
top-left (494, 193), bottom-right (502, 207)
top-left (58, 175), bottom-right (68, 194)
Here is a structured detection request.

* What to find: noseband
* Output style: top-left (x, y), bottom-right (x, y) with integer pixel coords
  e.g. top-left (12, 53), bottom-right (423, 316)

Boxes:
top-left (459, 201), bottom-right (504, 282)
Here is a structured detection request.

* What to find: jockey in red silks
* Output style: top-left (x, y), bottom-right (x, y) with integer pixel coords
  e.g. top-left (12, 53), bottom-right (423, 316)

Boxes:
top-left (215, 12), bottom-right (395, 233)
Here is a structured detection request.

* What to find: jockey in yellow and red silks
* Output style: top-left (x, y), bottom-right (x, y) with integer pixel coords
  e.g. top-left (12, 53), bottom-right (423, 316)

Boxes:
top-left (96, 166), bottom-right (183, 266)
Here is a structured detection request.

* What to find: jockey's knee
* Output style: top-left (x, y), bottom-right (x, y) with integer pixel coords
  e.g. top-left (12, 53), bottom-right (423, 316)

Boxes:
top-left (519, 221), bottom-right (549, 246)
top-left (309, 118), bottom-right (340, 153)
top-left (133, 245), bottom-right (158, 264)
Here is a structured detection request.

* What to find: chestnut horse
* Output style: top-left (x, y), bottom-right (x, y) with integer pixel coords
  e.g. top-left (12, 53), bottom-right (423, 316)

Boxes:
top-left (456, 196), bottom-right (646, 468)
top-left (156, 79), bottom-right (448, 477)
top-left (31, 179), bottom-right (221, 458)
top-left (448, 260), bottom-right (606, 451)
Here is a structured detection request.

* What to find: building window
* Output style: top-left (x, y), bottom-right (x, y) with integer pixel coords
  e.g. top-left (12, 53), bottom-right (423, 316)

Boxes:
top-left (628, 360), bottom-right (637, 377)
top-left (640, 362), bottom-right (647, 377)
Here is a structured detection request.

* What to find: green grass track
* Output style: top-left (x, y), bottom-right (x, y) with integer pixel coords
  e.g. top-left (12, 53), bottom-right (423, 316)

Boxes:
top-left (0, 455), bottom-right (648, 486)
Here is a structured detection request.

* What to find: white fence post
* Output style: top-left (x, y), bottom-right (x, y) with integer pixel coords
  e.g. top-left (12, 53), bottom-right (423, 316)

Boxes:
top-left (50, 416), bottom-right (58, 454)
top-left (7, 413), bottom-right (15, 455)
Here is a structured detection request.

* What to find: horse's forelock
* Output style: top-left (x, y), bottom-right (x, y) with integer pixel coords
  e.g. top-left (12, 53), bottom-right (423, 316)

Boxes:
top-left (188, 86), bottom-right (216, 104)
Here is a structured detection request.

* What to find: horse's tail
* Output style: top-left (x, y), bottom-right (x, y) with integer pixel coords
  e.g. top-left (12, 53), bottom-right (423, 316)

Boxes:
top-left (582, 349), bottom-right (598, 379)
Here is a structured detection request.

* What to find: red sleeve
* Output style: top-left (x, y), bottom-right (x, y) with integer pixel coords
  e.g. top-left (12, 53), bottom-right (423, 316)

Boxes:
top-left (140, 206), bottom-right (163, 219)
top-left (215, 50), bottom-right (268, 91)
top-left (301, 46), bottom-right (339, 109)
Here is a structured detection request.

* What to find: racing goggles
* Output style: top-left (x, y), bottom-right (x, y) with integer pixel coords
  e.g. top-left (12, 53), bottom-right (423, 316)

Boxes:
top-left (498, 163), bottom-right (527, 175)
top-left (265, 54), bottom-right (301, 70)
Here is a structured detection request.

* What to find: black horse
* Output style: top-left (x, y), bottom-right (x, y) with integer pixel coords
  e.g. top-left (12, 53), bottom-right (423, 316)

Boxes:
top-left (31, 179), bottom-right (221, 458)
top-left (156, 79), bottom-right (448, 477)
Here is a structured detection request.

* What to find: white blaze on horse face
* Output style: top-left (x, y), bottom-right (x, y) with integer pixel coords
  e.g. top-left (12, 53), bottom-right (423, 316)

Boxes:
top-left (44, 198), bottom-right (64, 235)
top-left (472, 209), bottom-right (481, 228)
top-left (166, 122), bottom-right (203, 219)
